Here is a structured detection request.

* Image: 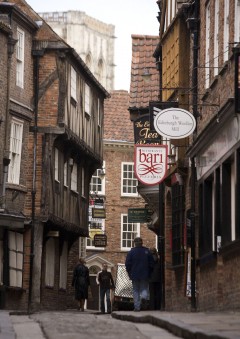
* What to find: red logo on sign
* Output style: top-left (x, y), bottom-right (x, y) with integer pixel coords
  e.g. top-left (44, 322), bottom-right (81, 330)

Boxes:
top-left (134, 145), bottom-right (168, 186)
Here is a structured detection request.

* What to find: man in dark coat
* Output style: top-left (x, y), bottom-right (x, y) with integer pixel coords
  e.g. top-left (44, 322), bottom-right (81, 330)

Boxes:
top-left (125, 237), bottom-right (154, 312)
top-left (97, 263), bottom-right (115, 314)
top-left (72, 258), bottom-right (90, 311)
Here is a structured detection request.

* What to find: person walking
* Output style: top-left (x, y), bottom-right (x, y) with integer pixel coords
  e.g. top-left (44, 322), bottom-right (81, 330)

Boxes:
top-left (125, 237), bottom-right (154, 312)
top-left (72, 258), bottom-right (90, 311)
top-left (149, 247), bottom-right (162, 310)
top-left (97, 263), bottom-right (115, 314)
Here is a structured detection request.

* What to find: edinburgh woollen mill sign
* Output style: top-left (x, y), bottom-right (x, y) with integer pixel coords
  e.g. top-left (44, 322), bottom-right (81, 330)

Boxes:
top-left (153, 108), bottom-right (196, 139)
top-left (134, 144), bottom-right (168, 186)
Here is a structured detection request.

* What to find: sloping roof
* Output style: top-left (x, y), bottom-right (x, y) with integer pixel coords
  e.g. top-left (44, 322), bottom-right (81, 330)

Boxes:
top-left (129, 35), bottom-right (160, 109)
top-left (104, 90), bottom-right (133, 143)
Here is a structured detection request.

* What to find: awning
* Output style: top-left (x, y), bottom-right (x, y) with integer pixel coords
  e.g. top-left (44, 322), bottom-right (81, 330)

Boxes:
top-left (0, 212), bottom-right (25, 229)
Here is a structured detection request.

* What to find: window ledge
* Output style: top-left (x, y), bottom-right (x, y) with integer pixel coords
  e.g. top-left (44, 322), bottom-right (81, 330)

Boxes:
top-left (85, 112), bottom-right (91, 120)
top-left (6, 286), bottom-right (26, 292)
top-left (219, 239), bottom-right (240, 259)
top-left (71, 190), bottom-right (79, 195)
top-left (5, 184), bottom-right (27, 193)
top-left (197, 251), bottom-right (217, 267)
top-left (219, 61), bottom-right (228, 76)
top-left (171, 263), bottom-right (184, 271)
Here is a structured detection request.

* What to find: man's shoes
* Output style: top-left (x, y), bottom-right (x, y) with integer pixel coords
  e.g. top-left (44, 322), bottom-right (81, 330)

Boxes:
top-left (101, 310), bottom-right (105, 314)
top-left (141, 299), bottom-right (149, 310)
top-left (133, 309), bottom-right (140, 312)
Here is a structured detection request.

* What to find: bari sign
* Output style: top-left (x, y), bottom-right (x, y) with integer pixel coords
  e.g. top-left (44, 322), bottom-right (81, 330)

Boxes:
top-left (134, 145), bottom-right (168, 186)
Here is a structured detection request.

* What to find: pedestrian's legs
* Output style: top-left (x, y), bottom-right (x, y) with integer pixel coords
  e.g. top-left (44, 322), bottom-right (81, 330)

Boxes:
top-left (139, 280), bottom-right (149, 300)
top-left (100, 288), bottom-right (106, 313)
top-left (139, 280), bottom-right (149, 310)
top-left (80, 299), bottom-right (85, 311)
top-left (106, 289), bottom-right (111, 313)
top-left (132, 280), bottom-right (141, 311)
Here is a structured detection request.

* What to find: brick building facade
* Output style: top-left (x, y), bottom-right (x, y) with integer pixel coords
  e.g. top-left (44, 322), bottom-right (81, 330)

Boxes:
top-left (136, 0), bottom-right (240, 312)
top-left (0, 0), bottom-right (108, 311)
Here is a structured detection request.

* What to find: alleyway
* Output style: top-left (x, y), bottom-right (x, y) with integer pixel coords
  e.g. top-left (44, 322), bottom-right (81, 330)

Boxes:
top-left (10, 310), bottom-right (180, 339)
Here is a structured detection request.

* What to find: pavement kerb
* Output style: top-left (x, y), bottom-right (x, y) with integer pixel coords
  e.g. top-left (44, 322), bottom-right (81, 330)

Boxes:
top-left (111, 312), bottom-right (230, 339)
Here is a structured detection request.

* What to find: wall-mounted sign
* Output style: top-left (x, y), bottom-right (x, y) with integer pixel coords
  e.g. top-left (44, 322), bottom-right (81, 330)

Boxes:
top-left (94, 234), bottom-right (107, 247)
top-left (154, 108), bottom-right (196, 139)
top-left (92, 208), bottom-right (106, 219)
top-left (235, 51), bottom-right (240, 112)
top-left (134, 114), bottom-right (161, 145)
top-left (128, 208), bottom-right (154, 223)
top-left (134, 144), bottom-right (168, 186)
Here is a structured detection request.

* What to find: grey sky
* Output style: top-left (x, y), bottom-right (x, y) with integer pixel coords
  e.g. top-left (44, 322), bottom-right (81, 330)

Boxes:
top-left (27, 0), bottom-right (159, 91)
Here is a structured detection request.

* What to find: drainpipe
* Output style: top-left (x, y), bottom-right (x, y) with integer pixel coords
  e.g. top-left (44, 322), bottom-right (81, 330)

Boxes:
top-left (28, 50), bottom-right (41, 312)
top-left (156, 0), bottom-right (166, 311)
top-left (188, 0), bottom-right (199, 312)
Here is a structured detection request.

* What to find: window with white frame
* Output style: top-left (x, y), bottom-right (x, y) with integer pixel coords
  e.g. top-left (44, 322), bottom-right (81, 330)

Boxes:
top-left (79, 237), bottom-right (86, 258)
top-left (121, 162), bottom-right (138, 196)
top-left (121, 214), bottom-right (140, 250)
top-left (235, 0), bottom-right (240, 43)
top-left (8, 118), bottom-right (23, 185)
top-left (214, 0), bottom-right (219, 77)
top-left (205, 2), bottom-right (210, 88)
top-left (85, 83), bottom-right (90, 115)
top-left (71, 162), bottom-right (78, 191)
top-left (223, 0), bottom-right (229, 62)
top-left (70, 103), bottom-right (79, 135)
top-left (97, 98), bottom-right (101, 127)
top-left (71, 66), bottom-right (77, 101)
top-left (54, 148), bottom-right (59, 182)
top-left (45, 238), bottom-right (55, 287)
top-left (59, 241), bottom-right (68, 289)
top-left (16, 27), bottom-right (24, 88)
top-left (82, 167), bottom-right (85, 196)
top-left (64, 161), bottom-right (68, 186)
top-left (90, 162), bottom-right (105, 195)
top-left (8, 231), bottom-right (23, 288)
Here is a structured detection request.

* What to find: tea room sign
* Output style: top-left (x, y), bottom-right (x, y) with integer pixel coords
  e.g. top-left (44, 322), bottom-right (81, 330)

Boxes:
top-left (134, 145), bottom-right (168, 186)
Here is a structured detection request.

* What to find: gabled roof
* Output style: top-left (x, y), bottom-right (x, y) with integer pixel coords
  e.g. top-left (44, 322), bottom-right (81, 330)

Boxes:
top-left (129, 35), bottom-right (160, 109)
top-left (104, 90), bottom-right (133, 143)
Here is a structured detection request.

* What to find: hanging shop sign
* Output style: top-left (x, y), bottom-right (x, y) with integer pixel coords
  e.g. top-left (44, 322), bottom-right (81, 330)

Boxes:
top-left (128, 208), bottom-right (154, 223)
top-left (149, 101), bottom-right (179, 130)
top-left (94, 234), bottom-right (107, 247)
top-left (133, 114), bottom-right (161, 145)
top-left (235, 51), bottom-right (240, 112)
top-left (92, 208), bottom-right (106, 219)
top-left (154, 108), bottom-right (196, 139)
top-left (134, 144), bottom-right (168, 186)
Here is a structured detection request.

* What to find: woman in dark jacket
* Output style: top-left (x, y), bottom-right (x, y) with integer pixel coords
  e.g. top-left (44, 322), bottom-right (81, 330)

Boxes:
top-left (149, 248), bottom-right (162, 310)
top-left (72, 258), bottom-right (90, 311)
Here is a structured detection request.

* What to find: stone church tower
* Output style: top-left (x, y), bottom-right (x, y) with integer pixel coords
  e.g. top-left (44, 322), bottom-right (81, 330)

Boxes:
top-left (39, 10), bottom-right (115, 91)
